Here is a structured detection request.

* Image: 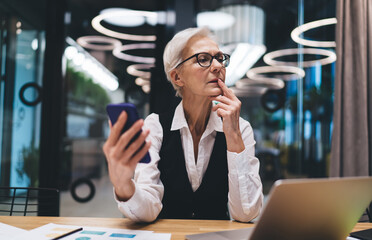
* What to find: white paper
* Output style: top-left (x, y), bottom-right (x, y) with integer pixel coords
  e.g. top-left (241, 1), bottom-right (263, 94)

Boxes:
top-left (61, 225), bottom-right (153, 240)
top-left (149, 233), bottom-right (172, 240)
top-left (13, 223), bottom-right (83, 240)
top-left (0, 222), bottom-right (28, 240)
top-left (13, 223), bottom-right (172, 240)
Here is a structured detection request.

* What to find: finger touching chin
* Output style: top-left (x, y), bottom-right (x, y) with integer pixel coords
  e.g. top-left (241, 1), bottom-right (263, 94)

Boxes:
top-left (212, 88), bottom-right (223, 96)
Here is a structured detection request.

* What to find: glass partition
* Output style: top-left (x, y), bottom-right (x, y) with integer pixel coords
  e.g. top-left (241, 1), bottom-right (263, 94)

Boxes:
top-left (0, 3), bottom-right (45, 189)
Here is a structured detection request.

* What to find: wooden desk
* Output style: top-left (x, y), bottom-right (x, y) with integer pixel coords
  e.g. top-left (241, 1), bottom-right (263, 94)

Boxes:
top-left (0, 216), bottom-right (251, 239)
top-left (0, 216), bottom-right (371, 240)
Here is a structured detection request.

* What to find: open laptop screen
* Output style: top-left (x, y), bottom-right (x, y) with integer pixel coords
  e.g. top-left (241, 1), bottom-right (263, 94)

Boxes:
top-left (186, 177), bottom-right (372, 240)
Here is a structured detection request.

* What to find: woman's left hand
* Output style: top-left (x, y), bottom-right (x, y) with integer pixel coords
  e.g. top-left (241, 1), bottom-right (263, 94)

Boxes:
top-left (210, 79), bottom-right (245, 153)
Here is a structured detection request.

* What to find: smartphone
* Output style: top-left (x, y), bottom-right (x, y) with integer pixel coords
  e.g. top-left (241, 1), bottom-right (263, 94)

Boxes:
top-left (106, 103), bottom-right (151, 163)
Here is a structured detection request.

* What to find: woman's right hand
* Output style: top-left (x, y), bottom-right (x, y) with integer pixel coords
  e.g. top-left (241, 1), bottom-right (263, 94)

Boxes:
top-left (102, 111), bottom-right (151, 201)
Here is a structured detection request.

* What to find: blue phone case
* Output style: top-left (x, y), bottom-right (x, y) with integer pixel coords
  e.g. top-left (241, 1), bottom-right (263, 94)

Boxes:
top-left (106, 103), bottom-right (151, 163)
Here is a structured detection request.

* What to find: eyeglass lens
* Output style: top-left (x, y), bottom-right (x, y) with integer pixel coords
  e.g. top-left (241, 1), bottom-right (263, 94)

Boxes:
top-left (197, 53), bottom-right (229, 67)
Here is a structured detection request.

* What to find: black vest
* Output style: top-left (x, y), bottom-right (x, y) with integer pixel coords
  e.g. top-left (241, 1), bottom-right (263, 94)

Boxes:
top-left (157, 111), bottom-right (229, 220)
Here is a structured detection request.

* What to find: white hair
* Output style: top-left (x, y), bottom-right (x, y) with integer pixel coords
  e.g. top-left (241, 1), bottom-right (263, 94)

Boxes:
top-left (163, 27), bottom-right (216, 97)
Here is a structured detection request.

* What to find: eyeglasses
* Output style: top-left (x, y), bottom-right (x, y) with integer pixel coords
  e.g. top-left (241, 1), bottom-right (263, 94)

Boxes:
top-left (175, 52), bottom-right (230, 68)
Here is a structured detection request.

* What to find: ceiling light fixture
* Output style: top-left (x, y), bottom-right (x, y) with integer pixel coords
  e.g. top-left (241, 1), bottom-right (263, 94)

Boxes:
top-left (92, 11), bottom-right (156, 41)
top-left (235, 77), bottom-right (285, 90)
top-left (65, 37), bottom-right (119, 91)
top-left (247, 66), bottom-right (305, 81)
top-left (127, 64), bottom-right (154, 78)
top-left (230, 86), bottom-right (268, 97)
top-left (197, 11), bottom-right (235, 31)
top-left (212, 4), bottom-right (265, 87)
top-left (135, 77), bottom-right (150, 86)
top-left (99, 8), bottom-right (164, 27)
top-left (291, 18), bottom-right (337, 47)
top-left (113, 43), bottom-right (156, 63)
top-left (100, 8), bottom-right (146, 27)
top-left (77, 35), bottom-right (122, 51)
top-left (141, 84), bottom-right (151, 94)
top-left (72, 52), bottom-right (85, 66)
top-left (225, 43), bottom-right (266, 86)
top-left (263, 48), bottom-right (337, 67)
top-left (31, 39), bottom-right (38, 50)
top-left (64, 46), bottom-right (78, 60)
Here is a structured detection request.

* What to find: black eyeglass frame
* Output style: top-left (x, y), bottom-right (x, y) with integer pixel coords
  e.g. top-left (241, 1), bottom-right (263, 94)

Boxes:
top-left (175, 52), bottom-right (230, 68)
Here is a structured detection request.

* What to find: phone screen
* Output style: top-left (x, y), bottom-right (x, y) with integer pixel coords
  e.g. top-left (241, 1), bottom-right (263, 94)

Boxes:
top-left (106, 103), bottom-right (151, 163)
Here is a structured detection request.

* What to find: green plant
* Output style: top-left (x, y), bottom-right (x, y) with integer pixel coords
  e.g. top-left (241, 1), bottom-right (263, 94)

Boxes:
top-left (17, 144), bottom-right (39, 187)
top-left (66, 63), bottom-right (111, 110)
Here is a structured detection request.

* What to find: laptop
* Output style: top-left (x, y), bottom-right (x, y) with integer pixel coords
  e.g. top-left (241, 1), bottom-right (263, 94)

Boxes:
top-left (186, 177), bottom-right (372, 240)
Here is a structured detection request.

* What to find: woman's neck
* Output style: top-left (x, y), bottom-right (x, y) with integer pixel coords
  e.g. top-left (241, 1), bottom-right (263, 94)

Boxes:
top-left (182, 96), bottom-right (212, 136)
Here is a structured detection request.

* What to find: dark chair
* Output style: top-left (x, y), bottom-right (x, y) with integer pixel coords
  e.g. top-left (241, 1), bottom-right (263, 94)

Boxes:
top-left (0, 187), bottom-right (60, 216)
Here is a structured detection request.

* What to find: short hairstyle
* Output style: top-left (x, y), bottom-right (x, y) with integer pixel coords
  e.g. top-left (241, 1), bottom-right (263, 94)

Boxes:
top-left (163, 27), bottom-right (216, 97)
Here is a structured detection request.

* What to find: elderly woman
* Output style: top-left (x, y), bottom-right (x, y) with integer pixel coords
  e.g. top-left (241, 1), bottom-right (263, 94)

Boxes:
top-left (103, 27), bottom-right (263, 222)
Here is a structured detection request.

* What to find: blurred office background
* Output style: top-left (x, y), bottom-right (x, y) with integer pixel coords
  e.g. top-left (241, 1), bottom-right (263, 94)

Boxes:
top-left (0, 0), bottom-right (369, 217)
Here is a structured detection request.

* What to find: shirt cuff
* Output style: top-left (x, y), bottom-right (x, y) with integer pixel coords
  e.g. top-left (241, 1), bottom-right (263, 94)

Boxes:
top-left (113, 181), bottom-right (142, 220)
top-left (227, 147), bottom-right (251, 175)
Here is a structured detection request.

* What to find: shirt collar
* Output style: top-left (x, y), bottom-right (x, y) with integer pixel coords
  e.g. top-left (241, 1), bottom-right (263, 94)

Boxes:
top-left (170, 101), bottom-right (223, 133)
top-left (170, 101), bottom-right (188, 131)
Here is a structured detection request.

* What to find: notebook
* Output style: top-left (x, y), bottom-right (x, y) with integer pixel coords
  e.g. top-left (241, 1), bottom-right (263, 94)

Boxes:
top-left (186, 177), bottom-right (372, 240)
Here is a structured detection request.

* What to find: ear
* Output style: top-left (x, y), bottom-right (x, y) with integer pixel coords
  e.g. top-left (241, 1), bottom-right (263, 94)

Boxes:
top-left (170, 69), bottom-right (184, 87)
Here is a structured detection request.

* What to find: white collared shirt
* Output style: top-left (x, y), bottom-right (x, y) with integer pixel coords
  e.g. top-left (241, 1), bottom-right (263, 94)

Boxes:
top-left (115, 101), bottom-right (263, 222)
